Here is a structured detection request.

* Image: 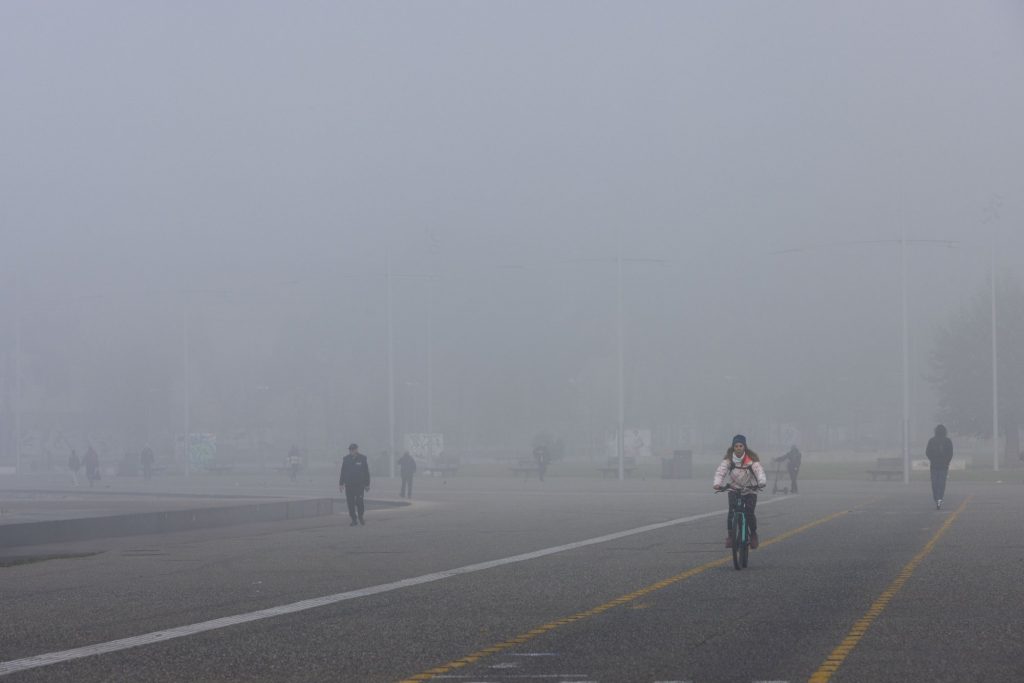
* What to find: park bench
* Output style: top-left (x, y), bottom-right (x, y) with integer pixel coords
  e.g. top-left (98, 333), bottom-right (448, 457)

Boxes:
top-left (422, 463), bottom-right (458, 477)
top-left (509, 459), bottom-right (540, 478)
top-left (597, 457), bottom-right (637, 478)
top-left (866, 457), bottom-right (903, 481)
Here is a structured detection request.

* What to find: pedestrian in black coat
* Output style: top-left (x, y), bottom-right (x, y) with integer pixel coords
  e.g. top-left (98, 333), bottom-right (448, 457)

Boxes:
top-left (925, 425), bottom-right (953, 509)
top-left (339, 444), bottom-right (371, 525)
top-left (398, 452), bottom-right (416, 498)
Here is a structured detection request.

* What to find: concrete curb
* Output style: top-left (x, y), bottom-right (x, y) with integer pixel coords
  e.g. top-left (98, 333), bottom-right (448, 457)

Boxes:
top-left (0, 497), bottom-right (336, 548)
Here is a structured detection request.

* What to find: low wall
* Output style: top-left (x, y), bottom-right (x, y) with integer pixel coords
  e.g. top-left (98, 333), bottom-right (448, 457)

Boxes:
top-left (0, 497), bottom-right (335, 549)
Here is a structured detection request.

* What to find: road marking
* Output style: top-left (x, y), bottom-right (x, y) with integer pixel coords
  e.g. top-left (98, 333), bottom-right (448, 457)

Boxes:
top-left (807, 496), bottom-right (970, 683)
top-left (0, 499), bottom-right (792, 677)
top-left (399, 509), bottom-right (850, 682)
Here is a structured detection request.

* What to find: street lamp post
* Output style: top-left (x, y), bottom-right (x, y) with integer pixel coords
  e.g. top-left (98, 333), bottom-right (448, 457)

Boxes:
top-left (990, 242), bottom-right (999, 471)
top-left (427, 275), bottom-right (434, 435)
top-left (606, 254), bottom-right (667, 481)
top-left (616, 254), bottom-right (625, 481)
top-left (182, 297), bottom-right (191, 477)
top-left (384, 262), bottom-right (440, 478)
top-left (14, 272), bottom-right (22, 476)
top-left (386, 251), bottom-right (396, 479)
top-left (901, 230), bottom-right (910, 484)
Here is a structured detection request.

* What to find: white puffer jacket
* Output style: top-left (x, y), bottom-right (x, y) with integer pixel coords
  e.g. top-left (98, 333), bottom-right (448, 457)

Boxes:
top-left (713, 456), bottom-right (767, 490)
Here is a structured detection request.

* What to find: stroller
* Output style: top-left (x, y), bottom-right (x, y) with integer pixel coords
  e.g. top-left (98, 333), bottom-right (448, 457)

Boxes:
top-left (772, 461), bottom-right (789, 495)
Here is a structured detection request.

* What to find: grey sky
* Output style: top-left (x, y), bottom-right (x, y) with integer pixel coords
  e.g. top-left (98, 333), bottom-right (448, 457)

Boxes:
top-left (3, 2), bottom-right (1022, 456)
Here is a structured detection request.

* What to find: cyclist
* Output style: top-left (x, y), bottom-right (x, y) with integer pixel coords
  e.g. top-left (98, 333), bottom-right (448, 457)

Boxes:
top-left (713, 434), bottom-right (767, 549)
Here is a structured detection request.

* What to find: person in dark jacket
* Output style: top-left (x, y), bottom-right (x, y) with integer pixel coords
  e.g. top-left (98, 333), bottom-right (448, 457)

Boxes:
top-left (339, 443), bottom-right (371, 525)
top-left (398, 451), bottom-right (416, 498)
top-left (774, 445), bottom-right (802, 493)
top-left (140, 445), bottom-right (155, 480)
top-left (925, 424), bottom-right (954, 509)
top-left (533, 445), bottom-right (549, 482)
top-left (68, 450), bottom-right (81, 486)
top-left (83, 445), bottom-right (101, 487)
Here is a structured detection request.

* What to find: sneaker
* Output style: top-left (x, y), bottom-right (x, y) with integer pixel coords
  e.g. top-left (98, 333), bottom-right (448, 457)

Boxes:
top-left (349, 520), bottom-right (358, 526)
top-left (750, 532), bottom-right (759, 549)
top-left (936, 499), bottom-right (942, 510)
top-left (725, 535), bottom-right (732, 548)
top-left (359, 518), bottom-right (365, 525)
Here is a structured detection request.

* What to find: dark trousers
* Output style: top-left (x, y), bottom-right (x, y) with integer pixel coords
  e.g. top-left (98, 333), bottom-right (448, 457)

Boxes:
top-left (727, 492), bottom-right (758, 533)
top-left (400, 474), bottom-right (413, 498)
top-left (344, 486), bottom-right (365, 521)
top-left (930, 468), bottom-right (949, 501)
top-left (788, 466), bottom-right (799, 493)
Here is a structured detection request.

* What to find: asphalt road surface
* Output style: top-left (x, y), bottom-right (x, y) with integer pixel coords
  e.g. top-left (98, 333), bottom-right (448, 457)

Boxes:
top-left (1, 476), bottom-right (1021, 682)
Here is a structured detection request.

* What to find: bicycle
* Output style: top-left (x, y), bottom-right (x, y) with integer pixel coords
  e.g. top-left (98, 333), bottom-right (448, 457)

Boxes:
top-left (715, 484), bottom-right (763, 570)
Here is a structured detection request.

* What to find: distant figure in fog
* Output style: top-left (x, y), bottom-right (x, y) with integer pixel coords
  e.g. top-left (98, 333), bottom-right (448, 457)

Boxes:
top-left (774, 445), bottom-right (802, 493)
top-left (140, 445), bottom-right (155, 480)
top-left (287, 445), bottom-right (302, 481)
top-left (83, 446), bottom-right (101, 486)
top-left (398, 451), bottom-right (416, 498)
top-left (925, 424), bottom-right (954, 510)
top-left (339, 443), bottom-right (371, 526)
top-left (68, 450), bottom-right (81, 486)
top-left (533, 444), bottom-right (549, 482)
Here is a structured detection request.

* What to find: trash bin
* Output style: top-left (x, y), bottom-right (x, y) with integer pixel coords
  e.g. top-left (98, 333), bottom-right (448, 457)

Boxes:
top-left (661, 458), bottom-right (675, 479)
top-left (661, 450), bottom-right (693, 479)
top-left (673, 450), bottom-right (693, 478)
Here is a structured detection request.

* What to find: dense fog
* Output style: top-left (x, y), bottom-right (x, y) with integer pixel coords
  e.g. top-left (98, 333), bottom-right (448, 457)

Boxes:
top-left (2, 2), bottom-right (1022, 469)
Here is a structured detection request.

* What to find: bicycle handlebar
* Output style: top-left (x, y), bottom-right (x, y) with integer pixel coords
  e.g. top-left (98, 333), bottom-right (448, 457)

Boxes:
top-left (714, 484), bottom-right (764, 494)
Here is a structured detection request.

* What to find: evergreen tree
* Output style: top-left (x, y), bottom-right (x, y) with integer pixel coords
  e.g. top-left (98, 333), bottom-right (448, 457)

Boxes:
top-left (930, 276), bottom-right (1024, 465)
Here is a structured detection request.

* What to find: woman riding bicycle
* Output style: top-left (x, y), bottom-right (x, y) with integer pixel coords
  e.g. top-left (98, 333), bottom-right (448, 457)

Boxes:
top-left (713, 434), bottom-right (767, 549)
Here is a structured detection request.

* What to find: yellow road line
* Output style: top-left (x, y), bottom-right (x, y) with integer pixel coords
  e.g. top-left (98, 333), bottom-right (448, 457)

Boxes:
top-left (398, 508), bottom-right (850, 682)
top-left (808, 496), bottom-right (971, 683)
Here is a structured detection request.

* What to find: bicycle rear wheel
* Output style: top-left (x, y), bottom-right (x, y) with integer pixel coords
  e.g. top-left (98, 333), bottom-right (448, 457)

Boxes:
top-left (740, 538), bottom-right (749, 568)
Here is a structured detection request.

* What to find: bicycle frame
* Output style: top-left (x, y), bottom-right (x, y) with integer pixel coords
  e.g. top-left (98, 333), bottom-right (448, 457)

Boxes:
top-left (718, 485), bottom-right (758, 570)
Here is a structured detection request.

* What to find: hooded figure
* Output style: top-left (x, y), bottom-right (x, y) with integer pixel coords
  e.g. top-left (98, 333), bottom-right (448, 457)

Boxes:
top-left (925, 425), bottom-right (953, 509)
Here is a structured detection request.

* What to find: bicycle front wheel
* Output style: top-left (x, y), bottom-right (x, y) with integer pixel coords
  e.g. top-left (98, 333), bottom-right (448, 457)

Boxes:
top-left (732, 514), bottom-right (744, 570)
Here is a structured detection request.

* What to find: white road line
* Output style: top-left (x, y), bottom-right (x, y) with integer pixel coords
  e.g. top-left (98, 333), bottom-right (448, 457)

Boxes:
top-left (0, 498), bottom-right (789, 677)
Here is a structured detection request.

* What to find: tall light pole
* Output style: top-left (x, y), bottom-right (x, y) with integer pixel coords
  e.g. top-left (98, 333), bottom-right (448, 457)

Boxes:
top-left (900, 229), bottom-right (910, 485)
top-left (616, 254), bottom-right (625, 481)
top-left (386, 251), bottom-right (396, 479)
top-left (603, 254), bottom-right (667, 481)
top-left (990, 241), bottom-right (999, 471)
top-left (13, 271), bottom-right (22, 476)
top-left (182, 297), bottom-right (192, 477)
top-left (426, 275), bottom-right (434, 435)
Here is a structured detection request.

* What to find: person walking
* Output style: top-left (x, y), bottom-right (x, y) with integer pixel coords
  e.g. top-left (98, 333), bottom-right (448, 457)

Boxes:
top-left (83, 445), bottom-right (101, 487)
top-left (338, 443), bottom-right (371, 526)
top-left (533, 444), bottom-right (549, 482)
top-left (774, 445), bottom-right (802, 493)
top-left (68, 449), bottom-right (81, 486)
top-left (398, 451), bottom-right (416, 498)
top-left (287, 445), bottom-right (302, 481)
top-left (140, 445), bottom-right (155, 480)
top-left (713, 435), bottom-right (767, 549)
top-left (925, 424), bottom-right (954, 509)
